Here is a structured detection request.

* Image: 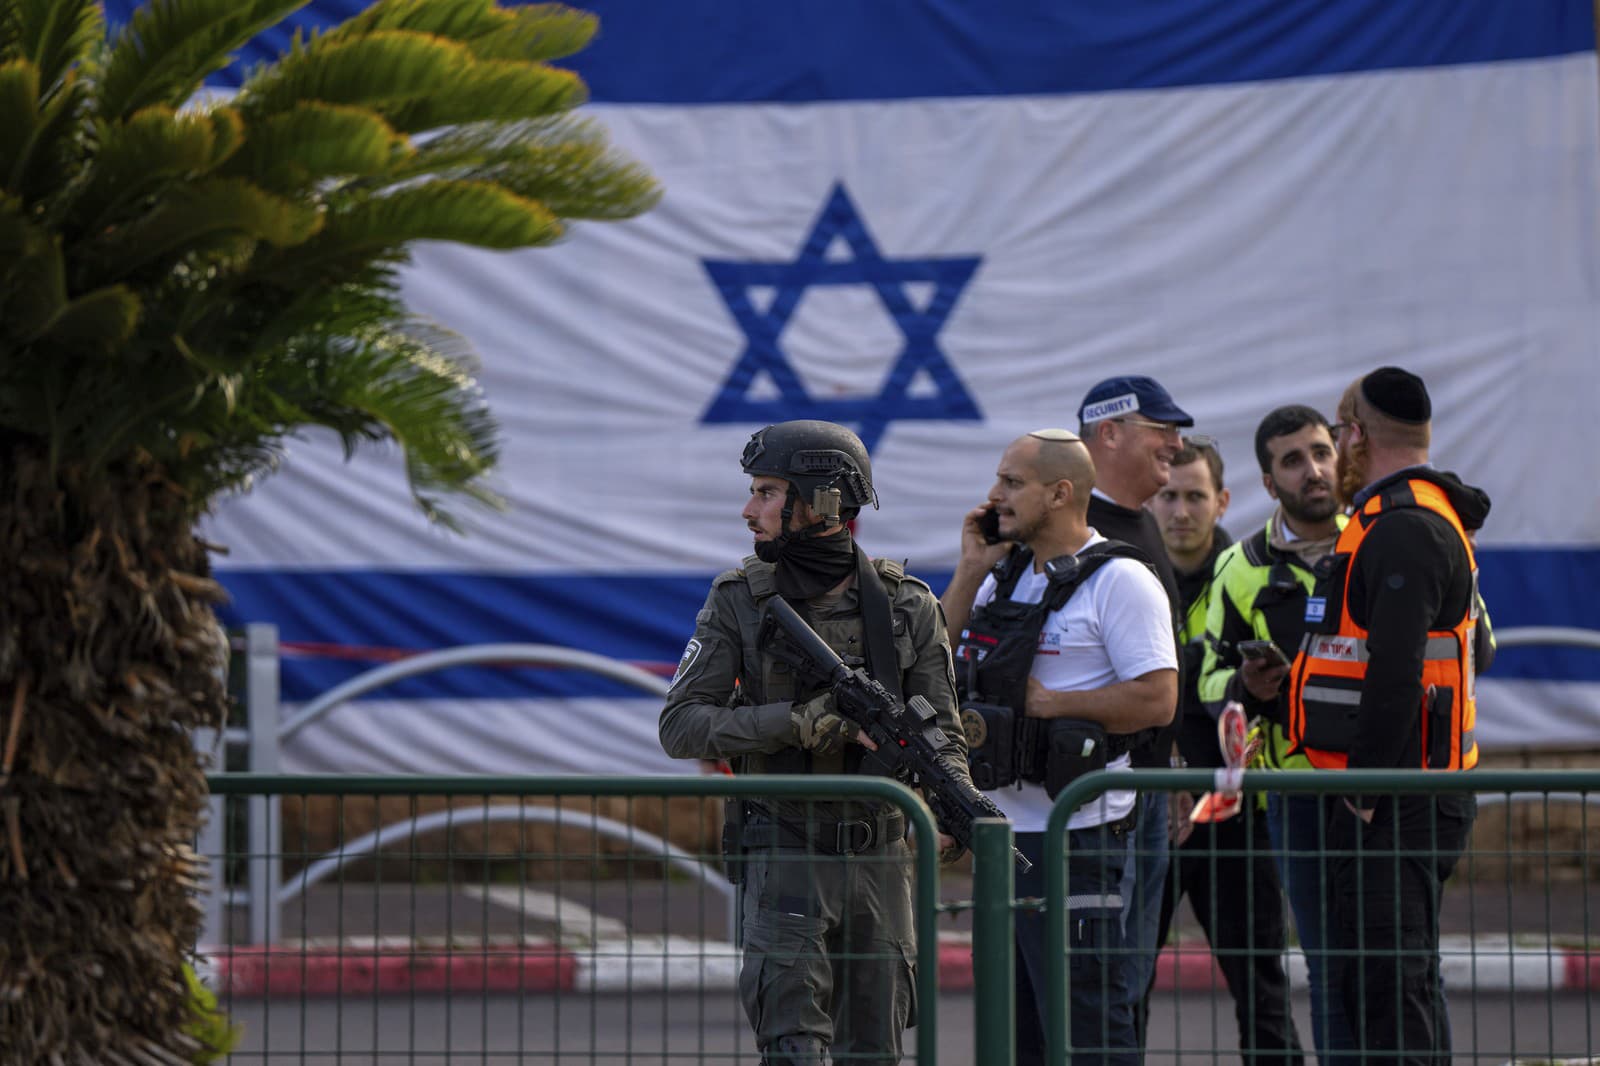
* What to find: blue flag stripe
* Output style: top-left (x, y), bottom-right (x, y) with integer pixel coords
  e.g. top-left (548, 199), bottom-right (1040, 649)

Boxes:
top-left (105, 0), bottom-right (1597, 102)
top-left (219, 546), bottom-right (1600, 698)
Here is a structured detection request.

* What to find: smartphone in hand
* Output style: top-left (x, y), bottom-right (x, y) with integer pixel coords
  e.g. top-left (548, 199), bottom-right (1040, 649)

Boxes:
top-left (1238, 639), bottom-right (1291, 669)
top-left (977, 507), bottom-right (1005, 544)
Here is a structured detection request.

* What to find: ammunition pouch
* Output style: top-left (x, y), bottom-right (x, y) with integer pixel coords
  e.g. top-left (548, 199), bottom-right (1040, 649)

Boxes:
top-left (960, 700), bottom-right (1018, 790)
top-left (961, 700), bottom-right (1111, 798)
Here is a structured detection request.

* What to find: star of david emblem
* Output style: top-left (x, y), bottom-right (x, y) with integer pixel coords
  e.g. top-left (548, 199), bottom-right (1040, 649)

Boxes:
top-left (700, 183), bottom-right (982, 453)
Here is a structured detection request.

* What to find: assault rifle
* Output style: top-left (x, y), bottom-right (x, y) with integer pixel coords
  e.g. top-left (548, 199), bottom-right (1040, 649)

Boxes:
top-left (761, 595), bottom-right (1032, 873)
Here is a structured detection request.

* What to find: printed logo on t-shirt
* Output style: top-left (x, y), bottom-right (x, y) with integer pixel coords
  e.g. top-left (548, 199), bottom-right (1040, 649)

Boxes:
top-left (1037, 630), bottom-right (1062, 655)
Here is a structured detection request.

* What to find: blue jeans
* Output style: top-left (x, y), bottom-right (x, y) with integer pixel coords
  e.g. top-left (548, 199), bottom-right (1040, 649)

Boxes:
top-left (1014, 825), bottom-right (1137, 1066)
top-left (1117, 791), bottom-right (1168, 1041)
top-left (1267, 792), bottom-right (1355, 1062)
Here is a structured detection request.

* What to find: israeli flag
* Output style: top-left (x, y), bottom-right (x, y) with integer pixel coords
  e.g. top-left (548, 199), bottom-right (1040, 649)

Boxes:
top-left (117, 0), bottom-right (1598, 768)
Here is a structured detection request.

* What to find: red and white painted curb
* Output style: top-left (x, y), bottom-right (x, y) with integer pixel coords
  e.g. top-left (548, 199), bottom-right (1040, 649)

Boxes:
top-left (203, 934), bottom-right (1599, 998)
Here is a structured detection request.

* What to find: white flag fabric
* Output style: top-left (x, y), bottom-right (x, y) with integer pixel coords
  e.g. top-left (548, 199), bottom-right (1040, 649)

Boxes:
top-left (109, 0), bottom-right (1600, 766)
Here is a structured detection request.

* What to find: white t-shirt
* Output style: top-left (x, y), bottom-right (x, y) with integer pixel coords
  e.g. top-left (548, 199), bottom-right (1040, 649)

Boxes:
top-left (969, 530), bottom-right (1178, 832)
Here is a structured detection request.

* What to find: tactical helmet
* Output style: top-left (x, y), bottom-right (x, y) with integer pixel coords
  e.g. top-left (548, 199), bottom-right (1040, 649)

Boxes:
top-left (740, 420), bottom-right (879, 516)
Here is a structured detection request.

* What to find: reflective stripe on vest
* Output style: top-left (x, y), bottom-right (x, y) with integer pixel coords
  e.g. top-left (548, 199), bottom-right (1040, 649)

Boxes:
top-left (1286, 478), bottom-right (1479, 771)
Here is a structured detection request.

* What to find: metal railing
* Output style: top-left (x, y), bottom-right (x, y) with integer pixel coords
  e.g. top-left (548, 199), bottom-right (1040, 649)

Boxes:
top-left (202, 773), bottom-right (942, 1066)
top-left (1039, 768), bottom-right (1600, 1066)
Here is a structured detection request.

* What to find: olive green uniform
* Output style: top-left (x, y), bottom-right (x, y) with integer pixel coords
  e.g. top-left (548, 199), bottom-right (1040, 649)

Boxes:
top-left (660, 554), bottom-right (968, 1064)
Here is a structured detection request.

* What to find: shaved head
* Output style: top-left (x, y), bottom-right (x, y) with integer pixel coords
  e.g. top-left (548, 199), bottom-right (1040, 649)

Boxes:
top-left (1017, 431), bottom-right (1096, 514)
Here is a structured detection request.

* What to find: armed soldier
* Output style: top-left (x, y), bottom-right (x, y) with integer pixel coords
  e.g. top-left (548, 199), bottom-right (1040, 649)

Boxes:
top-left (660, 420), bottom-right (970, 1066)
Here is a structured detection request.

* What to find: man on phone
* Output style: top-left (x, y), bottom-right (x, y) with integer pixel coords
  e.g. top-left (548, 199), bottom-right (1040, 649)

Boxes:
top-left (943, 428), bottom-right (1177, 1065)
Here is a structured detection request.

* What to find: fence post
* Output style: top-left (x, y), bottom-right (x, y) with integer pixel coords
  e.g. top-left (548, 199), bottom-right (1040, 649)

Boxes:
top-left (972, 818), bottom-right (1017, 1066)
top-left (193, 727), bottom-right (227, 948)
top-left (245, 623), bottom-right (281, 946)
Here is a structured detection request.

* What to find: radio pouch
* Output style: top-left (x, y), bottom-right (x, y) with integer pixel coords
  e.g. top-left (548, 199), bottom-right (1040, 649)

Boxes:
top-left (1043, 718), bottom-right (1109, 799)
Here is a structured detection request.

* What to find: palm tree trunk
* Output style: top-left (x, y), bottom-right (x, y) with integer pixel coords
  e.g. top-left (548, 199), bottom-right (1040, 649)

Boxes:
top-left (0, 446), bottom-right (228, 1064)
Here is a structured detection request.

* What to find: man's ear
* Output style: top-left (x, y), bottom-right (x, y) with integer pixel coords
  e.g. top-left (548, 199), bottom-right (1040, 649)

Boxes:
top-left (1051, 478), bottom-right (1073, 509)
top-left (1261, 473), bottom-right (1279, 501)
top-left (1216, 487), bottom-right (1231, 518)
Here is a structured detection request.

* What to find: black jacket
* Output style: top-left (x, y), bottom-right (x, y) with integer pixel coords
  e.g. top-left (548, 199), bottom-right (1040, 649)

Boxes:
top-left (1087, 494), bottom-right (1182, 767)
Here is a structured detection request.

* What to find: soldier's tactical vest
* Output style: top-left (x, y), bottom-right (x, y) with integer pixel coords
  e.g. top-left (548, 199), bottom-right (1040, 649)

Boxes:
top-left (1286, 478), bottom-right (1479, 771)
top-left (725, 553), bottom-right (908, 776)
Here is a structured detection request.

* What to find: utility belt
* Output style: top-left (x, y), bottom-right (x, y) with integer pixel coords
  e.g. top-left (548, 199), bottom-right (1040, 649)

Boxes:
top-left (960, 700), bottom-right (1132, 798)
top-left (720, 802), bottom-right (905, 884)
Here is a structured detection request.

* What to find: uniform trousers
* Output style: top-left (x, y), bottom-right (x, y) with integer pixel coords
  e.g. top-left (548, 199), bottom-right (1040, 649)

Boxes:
top-left (1327, 793), bottom-right (1475, 1066)
top-left (738, 838), bottom-right (916, 1064)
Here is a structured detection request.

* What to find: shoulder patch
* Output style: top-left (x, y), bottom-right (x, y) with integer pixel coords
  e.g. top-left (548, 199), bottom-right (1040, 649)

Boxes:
top-left (669, 637), bottom-right (704, 689)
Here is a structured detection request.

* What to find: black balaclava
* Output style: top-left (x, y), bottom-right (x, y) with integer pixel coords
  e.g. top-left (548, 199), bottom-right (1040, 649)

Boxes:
top-left (756, 485), bottom-right (857, 601)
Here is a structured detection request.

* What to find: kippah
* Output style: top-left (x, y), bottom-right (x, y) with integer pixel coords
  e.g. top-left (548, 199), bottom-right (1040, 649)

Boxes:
top-left (1360, 366), bottom-right (1431, 424)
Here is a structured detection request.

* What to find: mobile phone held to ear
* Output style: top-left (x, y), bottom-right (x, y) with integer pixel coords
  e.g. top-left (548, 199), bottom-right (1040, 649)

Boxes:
top-left (1238, 639), bottom-right (1291, 669)
top-left (977, 507), bottom-right (1005, 545)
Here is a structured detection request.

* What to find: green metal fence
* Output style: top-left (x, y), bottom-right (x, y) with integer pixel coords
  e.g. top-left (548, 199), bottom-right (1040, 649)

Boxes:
top-left (1041, 768), bottom-right (1600, 1066)
top-left (202, 773), bottom-right (942, 1065)
top-left (199, 770), bottom-right (1598, 1065)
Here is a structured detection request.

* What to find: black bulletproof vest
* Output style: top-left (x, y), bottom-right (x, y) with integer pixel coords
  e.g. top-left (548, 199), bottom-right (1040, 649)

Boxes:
top-left (955, 540), bottom-right (1153, 753)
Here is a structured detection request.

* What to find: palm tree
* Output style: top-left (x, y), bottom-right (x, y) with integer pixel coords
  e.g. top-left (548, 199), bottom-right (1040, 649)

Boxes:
top-left (0, 0), bottom-right (657, 1060)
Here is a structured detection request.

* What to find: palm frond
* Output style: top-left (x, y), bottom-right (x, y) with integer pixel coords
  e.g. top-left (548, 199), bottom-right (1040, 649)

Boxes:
top-left (0, 226), bottom-right (64, 343)
top-left (222, 101), bottom-right (408, 191)
top-left (30, 283), bottom-right (141, 355)
top-left (4, 0), bottom-right (101, 97)
top-left (297, 322), bottom-right (503, 527)
top-left (238, 29), bottom-right (472, 118)
top-left (466, 4), bottom-right (597, 63)
top-left (66, 105), bottom-right (239, 233)
top-left (382, 59), bottom-right (585, 134)
top-left (0, 57), bottom-right (40, 191)
top-left (400, 118), bottom-right (659, 220)
top-left (82, 176), bottom-right (322, 280)
top-left (323, 0), bottom-right (505, 44)
top-left (97, 0), bottom-right (310, 120)
top-left (258, 179), bottom-right (557, 287)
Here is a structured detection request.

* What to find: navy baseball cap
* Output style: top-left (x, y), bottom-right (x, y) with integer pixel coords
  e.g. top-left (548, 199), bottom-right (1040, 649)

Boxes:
top-left (1078, 375), bottom-right (1194, 427)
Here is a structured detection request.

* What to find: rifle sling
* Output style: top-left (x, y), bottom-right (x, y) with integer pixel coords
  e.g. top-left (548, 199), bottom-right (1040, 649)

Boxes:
top-left (855, 546), bottom-right (903, 704)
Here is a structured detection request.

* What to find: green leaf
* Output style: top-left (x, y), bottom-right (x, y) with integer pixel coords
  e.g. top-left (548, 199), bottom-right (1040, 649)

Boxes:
top-left (87, 176), bottom-right (323, 278)
top-left (465, 4), bottom-right (597, 63)
top-left (238, 29), bottom-right (474, 118)
top-left (0, 230), bottom-right (65, 343)
top-left (69, 105), bottom-right (236, 230)
top-left (303, 179), bottom-right (561, 267)
top-left (0, 58), bottom-right (41, 192)
top-left (383, 59), bottom-right (585, 134)
top-left (324, 0), bottom-right (505, 44)
top-left (224, 101), bottom-right (409, 190)
top-left (97, 0), bottom-right (311, 120)
top-left (6, 0), bottom-right (102, 98)
top-left (29, 283), bottom-right (142, 354)
top-left (423, 119), bottom-right (661, 221)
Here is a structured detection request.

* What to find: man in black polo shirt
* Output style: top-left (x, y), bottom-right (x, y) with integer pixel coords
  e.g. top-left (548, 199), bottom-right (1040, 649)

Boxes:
top-left (1076, 374), bottom-right (1190, 1040)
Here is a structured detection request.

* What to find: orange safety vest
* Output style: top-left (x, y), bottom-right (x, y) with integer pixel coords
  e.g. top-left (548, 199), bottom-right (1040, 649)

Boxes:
top-left (1286, 478), bottom-right (1478, 771)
